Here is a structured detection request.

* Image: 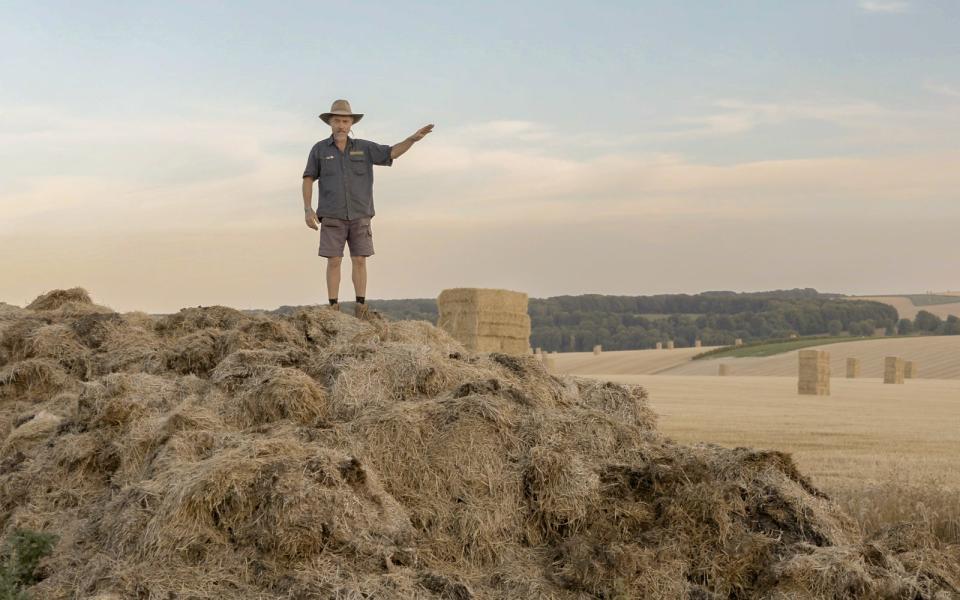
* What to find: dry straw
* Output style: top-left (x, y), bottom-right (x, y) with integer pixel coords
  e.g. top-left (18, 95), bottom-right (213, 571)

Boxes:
top-left (846, 357), bottom-right (861, 379)
top-left (1, 288), bottom-right (958, 599)
top-left (797, 349), bottom-right (830, 396)
top-left (884, 356), bottom-right (905, 384)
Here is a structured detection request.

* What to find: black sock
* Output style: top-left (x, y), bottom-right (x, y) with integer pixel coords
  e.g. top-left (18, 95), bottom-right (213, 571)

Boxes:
top-left (329, 298), bottom-right (338, 305)
top-left (356, 296), bottom-right (365, 304)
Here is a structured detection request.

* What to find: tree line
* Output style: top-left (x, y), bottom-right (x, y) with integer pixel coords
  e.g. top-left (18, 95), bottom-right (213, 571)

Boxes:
top-left (272, 290), bottom-right (958, 352)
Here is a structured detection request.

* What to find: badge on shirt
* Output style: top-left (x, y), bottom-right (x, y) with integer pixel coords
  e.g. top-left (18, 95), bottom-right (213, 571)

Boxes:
top-left (349, 151), bottom-right (364, 157)
top-left (324, 155), bottom-right (335, 160)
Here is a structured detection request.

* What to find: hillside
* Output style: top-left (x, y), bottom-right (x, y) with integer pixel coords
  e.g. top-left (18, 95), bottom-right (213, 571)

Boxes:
top-left (663, 335), bottom-right (960, 379)
top-left (2, 288), bottom-right (958, 598)
top-left (853, 295), bottom-right (960, 321)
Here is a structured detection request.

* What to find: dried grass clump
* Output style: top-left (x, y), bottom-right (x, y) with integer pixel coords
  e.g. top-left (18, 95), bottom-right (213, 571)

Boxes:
top-left (25, 287), bottom-right (93, 310)
top-left (155, 305), bottom-right (248, 335)
top-left (2, 410), bottom-right (63, 453)
top-left (26, 324), bottom-right (91, 378)
top-left (0, 359), bottom-right (76, 401)
top-left (165, 328), bottom-right (253, 375)
top-left (0, 288), bottom-right (956, 599)
top-left (88, 321), bottom-right (167, 377)
top-left (230, 366), bottom-right (328, 427)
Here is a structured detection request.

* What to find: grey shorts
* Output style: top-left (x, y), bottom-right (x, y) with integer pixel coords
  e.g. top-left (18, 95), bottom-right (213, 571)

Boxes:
top-left (318, 216), bottom-right (375, 258)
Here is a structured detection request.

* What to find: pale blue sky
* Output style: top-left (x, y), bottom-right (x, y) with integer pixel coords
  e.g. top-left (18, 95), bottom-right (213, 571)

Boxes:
top-left (1, 1), bottom-right (958, 311)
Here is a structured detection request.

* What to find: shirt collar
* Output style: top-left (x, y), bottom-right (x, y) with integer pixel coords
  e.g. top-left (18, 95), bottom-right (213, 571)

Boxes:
top-left (325, 135), bottom-right (352, 149)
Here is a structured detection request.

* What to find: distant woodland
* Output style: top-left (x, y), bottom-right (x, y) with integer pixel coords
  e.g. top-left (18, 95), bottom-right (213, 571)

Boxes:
top-left (270, 288), bottom-right (960, 352)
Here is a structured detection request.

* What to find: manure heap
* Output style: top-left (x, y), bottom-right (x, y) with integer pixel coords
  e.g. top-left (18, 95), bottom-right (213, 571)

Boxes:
top-left (1, 289), bottom-right (958, 599)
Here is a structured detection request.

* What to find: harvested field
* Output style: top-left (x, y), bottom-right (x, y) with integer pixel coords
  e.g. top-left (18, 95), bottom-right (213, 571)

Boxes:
top-left (1, 289), bottom-right (959, 598)
top-left (661, 335), bottom-right (960, 379)
top-left (854, 295), bottom-right (960, 320)
top-left (577, 375), bottom-right (960, 491)
top-left (551, 346), bottom-right (710, 375)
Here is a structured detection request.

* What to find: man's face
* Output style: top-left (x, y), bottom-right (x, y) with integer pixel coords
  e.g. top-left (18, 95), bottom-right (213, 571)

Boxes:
top-left (329, 115), bottom-right (354, 140)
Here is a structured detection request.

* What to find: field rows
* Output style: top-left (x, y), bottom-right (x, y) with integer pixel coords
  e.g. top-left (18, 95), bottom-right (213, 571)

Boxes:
top-left (662, 335), bottom-right (960, 378)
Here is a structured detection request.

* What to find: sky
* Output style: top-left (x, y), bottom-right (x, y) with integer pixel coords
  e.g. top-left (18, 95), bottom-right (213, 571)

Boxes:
top-left (1, 0), bottom-right (958, 313)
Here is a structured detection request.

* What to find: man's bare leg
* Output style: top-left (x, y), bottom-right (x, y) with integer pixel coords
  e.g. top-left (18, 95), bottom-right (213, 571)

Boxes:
top-left (351, 256), bottom-right (367, 298)
top-left (326, 256), bottom-right (342, 303)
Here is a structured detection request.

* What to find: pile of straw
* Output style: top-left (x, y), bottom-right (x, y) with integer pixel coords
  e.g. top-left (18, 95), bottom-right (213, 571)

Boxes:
top-left (1, 288), bottom-right (958, 599)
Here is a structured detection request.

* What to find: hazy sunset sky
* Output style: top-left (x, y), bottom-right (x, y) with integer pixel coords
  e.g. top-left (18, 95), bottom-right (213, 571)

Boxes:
top-left (2, 1), bottom-right (958, 312)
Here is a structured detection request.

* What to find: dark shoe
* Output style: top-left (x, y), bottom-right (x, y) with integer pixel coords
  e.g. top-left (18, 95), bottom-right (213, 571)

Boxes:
top-left (355, 302), bottom-right (369, 320)
top-left (328, 303), bottom-right (340, 312)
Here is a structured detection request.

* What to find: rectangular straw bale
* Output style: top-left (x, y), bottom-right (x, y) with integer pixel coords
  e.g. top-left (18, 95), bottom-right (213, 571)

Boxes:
top-left (904, 361), bottom-right (916, 379)
top-left (735, 338), bottom-right (743, 347)
top-left (695, 340), bottom-right (702, 348)
top-left (846, 358), bottom-right (861, 379)
top-left (437, 288), bottom-right (531, 355)
top-left (666, 341), bottom-right (675, 349)
top-left (437, 287), bottom-right (529, 314)
top-left (798, 349), bottom-right (830, 396)
top-left (884, 356), bottom-right (904, 384)
top-left (655, 342), bottom-right (663, 350)
top-left (592, 345), bottom-right (602, 355)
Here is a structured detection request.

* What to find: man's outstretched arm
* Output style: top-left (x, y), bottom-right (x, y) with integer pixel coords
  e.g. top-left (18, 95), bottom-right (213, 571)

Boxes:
top-left (390, 124), bottom-right (434, 159)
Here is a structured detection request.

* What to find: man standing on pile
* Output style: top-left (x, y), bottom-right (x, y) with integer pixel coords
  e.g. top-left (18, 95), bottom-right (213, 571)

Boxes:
top-left (302, 99), bottom-right (434, 319)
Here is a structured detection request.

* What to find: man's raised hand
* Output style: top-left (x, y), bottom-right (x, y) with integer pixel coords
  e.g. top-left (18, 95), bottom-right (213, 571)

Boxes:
top-left (411, 124), bottom-right (434, 142)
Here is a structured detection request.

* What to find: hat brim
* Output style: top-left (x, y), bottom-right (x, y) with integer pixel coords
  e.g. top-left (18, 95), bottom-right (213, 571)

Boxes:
top-left (319, 112), bottom-right (364, 124)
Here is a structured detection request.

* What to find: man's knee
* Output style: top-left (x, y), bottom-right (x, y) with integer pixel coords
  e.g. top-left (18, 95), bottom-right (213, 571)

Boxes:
top-left (351, 256), bottom-right (367, 268)
top-left (327, 256), bottom-right (343, 269)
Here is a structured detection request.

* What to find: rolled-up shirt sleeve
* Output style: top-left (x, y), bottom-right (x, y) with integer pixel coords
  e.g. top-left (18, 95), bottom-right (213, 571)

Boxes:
top-left (368, 141), bottom-right (394, 167)
top-left (303, 145), bottom-right (320, 179)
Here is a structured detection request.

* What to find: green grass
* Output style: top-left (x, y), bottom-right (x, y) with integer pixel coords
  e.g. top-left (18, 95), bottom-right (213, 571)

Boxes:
top-left (693, 335), bottom-right (877, 359)
top-left (0, 529), bottom-right (58, 600)
top-left (901, 294), bottom-right (960, 307)
top-left (636, 313), bottom-right (704, 321)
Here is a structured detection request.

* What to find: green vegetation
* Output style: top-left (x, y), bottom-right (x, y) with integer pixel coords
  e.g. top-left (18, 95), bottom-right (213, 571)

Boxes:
top-left (693, 336), bottom-right (874, 359)
top-left (274, 288), bottom-right (901, 352)
top-left (0, 529), bottom-right (57, 600)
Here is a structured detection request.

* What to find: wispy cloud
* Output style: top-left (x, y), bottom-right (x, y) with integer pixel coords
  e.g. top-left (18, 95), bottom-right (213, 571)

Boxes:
top-left (857, 1), bottom-right (911, 13)
top-left (653, 99), bottom-right (899, 140)
top-left (925, 82), bottom-right (960, 99)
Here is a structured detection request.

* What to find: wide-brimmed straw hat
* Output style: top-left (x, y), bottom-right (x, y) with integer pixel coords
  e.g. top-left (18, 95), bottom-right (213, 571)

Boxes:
top-left (319, 99), bottom-right (364, 124)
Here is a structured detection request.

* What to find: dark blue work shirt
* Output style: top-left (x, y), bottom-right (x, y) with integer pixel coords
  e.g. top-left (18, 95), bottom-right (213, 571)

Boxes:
top-left (303, 136), bottom-right (393, 220)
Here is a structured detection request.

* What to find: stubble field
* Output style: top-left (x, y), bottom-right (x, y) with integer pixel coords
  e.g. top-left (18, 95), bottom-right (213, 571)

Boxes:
top-left (557, 345), bottom-right (960, 543)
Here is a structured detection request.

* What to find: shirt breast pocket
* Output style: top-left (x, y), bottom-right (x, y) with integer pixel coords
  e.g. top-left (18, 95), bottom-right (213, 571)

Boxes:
top-left (349, 154), bottom-right (368, 176)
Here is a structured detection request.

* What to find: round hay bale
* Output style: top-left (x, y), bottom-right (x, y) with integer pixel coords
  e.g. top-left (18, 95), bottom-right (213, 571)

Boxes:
top-left (26, 287), bottom-right (92, 310)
